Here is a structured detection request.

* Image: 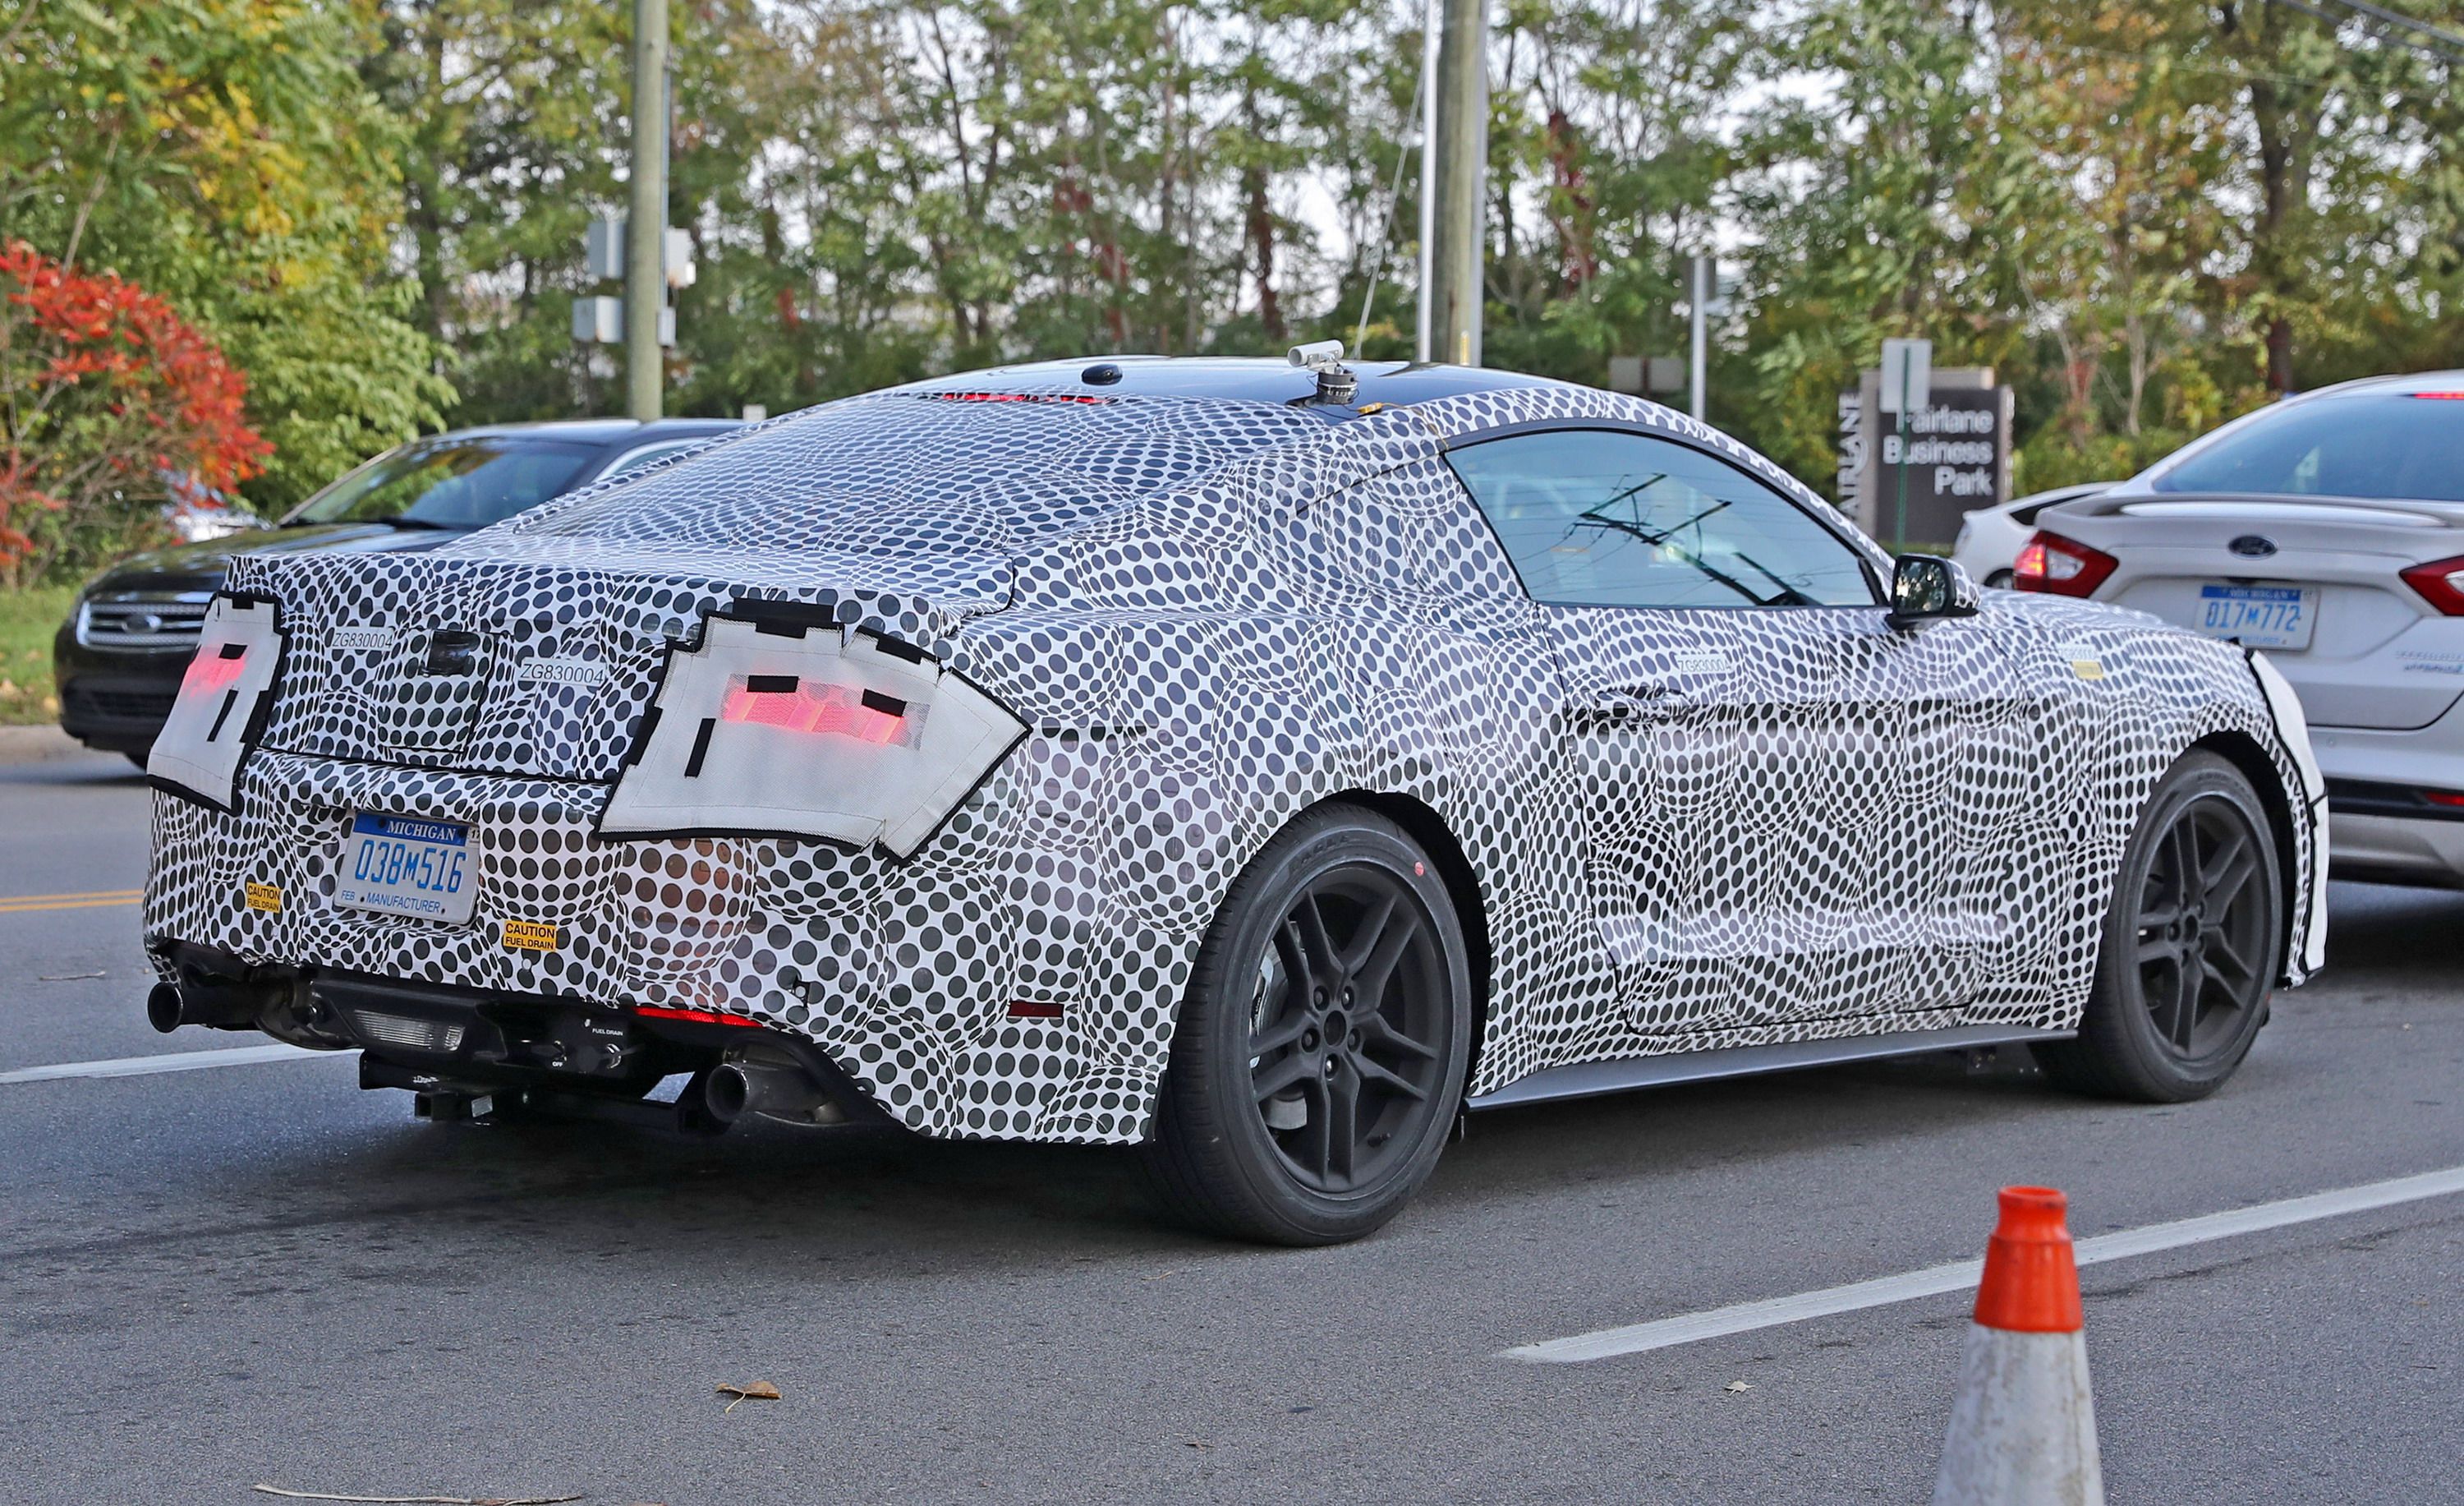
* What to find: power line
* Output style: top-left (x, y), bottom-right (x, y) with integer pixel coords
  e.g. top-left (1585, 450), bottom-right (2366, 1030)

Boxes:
top-left (2269, 0), bottom-right (2464, 67)
top-left (2318, 0), bottom-right (2464, 58)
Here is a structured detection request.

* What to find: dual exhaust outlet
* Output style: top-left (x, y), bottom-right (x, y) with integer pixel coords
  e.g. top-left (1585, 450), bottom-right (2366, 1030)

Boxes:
top-left (150, 972), bottom-right (848, 1130)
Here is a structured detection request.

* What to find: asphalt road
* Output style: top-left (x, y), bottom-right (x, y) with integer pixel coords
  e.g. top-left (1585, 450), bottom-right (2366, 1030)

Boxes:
top-left (2, 747), bottom-right (2460, 1504)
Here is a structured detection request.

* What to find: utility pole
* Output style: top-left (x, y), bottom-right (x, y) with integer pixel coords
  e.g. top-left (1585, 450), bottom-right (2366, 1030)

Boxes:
top-left (1427, 0), bottom-right (1486, 367)
top-left (1688, 254), bottom-right (1709, 421)
top-left (1414, 0), bottom-right (1439, 363)
top-left (623, 0), bottom-right (668, 421)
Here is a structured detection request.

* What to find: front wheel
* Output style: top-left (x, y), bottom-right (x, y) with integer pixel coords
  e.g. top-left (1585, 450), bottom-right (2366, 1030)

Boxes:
top-left (2036, 750), bottom-right (2283, 1102)
top-left (1143, 804), bottom-right (1473, 1245)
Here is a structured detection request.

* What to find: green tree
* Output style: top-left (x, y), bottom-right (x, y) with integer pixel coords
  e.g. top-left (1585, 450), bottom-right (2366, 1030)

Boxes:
top-left (0, 0), bottom-right (452, 513)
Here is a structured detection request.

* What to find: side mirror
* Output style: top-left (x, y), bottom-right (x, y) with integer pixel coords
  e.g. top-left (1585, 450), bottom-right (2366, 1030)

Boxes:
top-left (1887, 554), bottom-right (1980, 628)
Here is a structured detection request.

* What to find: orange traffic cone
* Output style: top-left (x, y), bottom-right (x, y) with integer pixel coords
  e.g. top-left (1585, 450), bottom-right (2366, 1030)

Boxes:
top-left (1932, 1186), bottom-right (2105, 1506)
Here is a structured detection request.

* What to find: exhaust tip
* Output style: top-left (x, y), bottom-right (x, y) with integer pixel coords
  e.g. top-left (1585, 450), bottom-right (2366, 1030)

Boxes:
top-left (704, 1062), bottom-right (753, 1125)
top-left (146, 981), bottom-right (185, 1034)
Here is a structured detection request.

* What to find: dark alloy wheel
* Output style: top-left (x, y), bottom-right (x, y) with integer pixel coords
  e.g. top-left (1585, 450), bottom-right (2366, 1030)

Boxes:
top-left (2038, 750), bottom-right (2284, 1102)
top-left (1144, 804), bottom-right (1473, 1244)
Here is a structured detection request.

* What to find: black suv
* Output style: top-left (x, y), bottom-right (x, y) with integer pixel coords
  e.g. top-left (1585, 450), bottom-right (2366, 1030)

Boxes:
top-left (57, 417), bottom-right (739, 760)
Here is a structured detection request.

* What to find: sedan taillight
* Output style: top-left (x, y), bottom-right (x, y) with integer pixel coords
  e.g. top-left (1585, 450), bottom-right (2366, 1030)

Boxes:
top-left (2013, 531), bottom-right (2118, 597)
top-left (2399, 554), bottom-right (2464, 615)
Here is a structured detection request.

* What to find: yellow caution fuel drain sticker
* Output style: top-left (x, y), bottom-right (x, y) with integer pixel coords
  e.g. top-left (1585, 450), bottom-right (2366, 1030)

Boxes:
top-left (243, 882), bottom-right (283, 914)
top-left (501, 918), bottom-right (561, 952)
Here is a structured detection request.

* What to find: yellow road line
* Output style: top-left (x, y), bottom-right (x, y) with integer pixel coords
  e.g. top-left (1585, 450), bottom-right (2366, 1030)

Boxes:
top-left (0, 890), bottom-right (143, 914)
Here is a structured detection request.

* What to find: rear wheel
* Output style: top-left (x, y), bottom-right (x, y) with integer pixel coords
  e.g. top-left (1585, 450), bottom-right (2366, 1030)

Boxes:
top-left (1143, 804), bottom-right (1473, 1245)
top-left (2037, 751), bottom-right (2282, 1102)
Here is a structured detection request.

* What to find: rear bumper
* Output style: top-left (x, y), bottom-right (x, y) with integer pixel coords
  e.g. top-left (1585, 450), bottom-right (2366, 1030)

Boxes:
top-left (2320, 791), bottom-right (2464, 887)
top-left (149, 937), bottom-right (883, 1117)
top-left (2310, 705), bottom-right (2464, 883)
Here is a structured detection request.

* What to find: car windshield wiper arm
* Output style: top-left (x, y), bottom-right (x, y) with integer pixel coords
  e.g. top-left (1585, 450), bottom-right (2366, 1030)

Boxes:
top-left (381, 516), bottom-right (459, 531)
top-left (1569, 504), bottom-right (1787, 606)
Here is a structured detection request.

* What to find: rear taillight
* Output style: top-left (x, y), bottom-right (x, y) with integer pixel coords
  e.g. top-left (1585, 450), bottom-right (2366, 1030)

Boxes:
top-left (149, 593), bottom-right (283, 812)
top-left (601, 612), bottom-right (1026, 857)
top-left (2400, 554), bottom-right (2464, 615)
top-left (719, 676), bottom-right (917, 746)
top-left (2013, 531), bottom-right (2118, 597)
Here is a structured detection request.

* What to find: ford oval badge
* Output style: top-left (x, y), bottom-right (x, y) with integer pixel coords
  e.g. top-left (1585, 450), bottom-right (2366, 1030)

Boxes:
top-left (2228, 534), bottom-right (2278, 559)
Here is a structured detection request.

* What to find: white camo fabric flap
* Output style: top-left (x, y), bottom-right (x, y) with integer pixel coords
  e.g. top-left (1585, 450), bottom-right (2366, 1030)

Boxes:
top-left (600, 615), bottom-right (1027, 856)
top-left (146, 595), bottom-right (283, 812)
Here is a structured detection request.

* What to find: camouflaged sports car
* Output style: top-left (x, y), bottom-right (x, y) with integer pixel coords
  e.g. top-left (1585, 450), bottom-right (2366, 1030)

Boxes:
top-left (140, 353), bottom-right (2327, 1244)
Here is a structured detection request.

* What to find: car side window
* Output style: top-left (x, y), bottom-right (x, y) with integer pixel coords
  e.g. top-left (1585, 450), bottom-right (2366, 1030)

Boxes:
top-left (1445, 428), bottom-right (1878, 609)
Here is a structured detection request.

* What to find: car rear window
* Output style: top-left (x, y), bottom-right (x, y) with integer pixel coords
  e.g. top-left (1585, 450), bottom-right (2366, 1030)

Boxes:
top-left (2150, 393), bottom-right (2464, 503)
top-left (286, 437), bottom-right (600, 529)
top-left (513, 393), bottom-right (1325, 553)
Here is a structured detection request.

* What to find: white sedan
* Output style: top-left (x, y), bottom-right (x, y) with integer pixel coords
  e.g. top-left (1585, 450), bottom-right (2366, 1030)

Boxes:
top-left (2018, 371), bottom-right (2464, 887)
top-left (1952, 481), bottom-right (2112, 587)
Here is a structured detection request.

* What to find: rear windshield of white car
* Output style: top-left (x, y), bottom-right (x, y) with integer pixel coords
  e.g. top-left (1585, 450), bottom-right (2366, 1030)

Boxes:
top-left (2150, 392), bottom-right (2464, 503)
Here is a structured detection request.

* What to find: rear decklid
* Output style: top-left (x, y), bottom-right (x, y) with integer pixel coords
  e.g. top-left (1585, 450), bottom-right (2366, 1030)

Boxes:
top-left (2045, 493), bottom-right (2464, 730)
top-left (229, 542), bottom-right (1013, 781)
top-left (224, 387), bottom-right (1326, 780)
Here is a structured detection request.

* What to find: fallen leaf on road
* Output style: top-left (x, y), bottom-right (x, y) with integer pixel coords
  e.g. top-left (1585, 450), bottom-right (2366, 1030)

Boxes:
top-left (718, 1380), bottom-right (782, 1412)
top-left (38, 970), bottom-right (104, 982)
top-left (251, 1487), bottom-right (582, 1505)
top-left (1723, 1380), bottom-right (1754, 1393)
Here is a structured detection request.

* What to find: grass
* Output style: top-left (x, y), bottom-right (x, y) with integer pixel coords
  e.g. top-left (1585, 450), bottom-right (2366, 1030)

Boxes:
top-left (0, 585), bottom-right (79, 725)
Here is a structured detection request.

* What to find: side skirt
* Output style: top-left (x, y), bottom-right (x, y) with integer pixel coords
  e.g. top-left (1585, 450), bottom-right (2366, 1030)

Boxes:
top-left (1464, 1025), bottom-right (2076, 1112)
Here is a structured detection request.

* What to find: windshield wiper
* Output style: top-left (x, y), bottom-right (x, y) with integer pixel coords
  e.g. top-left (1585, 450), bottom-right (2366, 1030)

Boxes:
top-left (380, 516), bottom-right (459, 531)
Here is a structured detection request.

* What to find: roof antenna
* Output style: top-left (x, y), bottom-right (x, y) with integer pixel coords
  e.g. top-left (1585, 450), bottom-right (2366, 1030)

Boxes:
top-left (1289, 340), bottom-right (1358, 404)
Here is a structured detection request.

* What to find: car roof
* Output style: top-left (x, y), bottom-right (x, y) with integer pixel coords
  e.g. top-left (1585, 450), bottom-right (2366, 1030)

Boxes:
top-left (896, 356), bottom-right (1579, 421)
top-left (2280, 370), bottom-right (2464, 403)
top-left (428, 417), bottom-right (744, 449)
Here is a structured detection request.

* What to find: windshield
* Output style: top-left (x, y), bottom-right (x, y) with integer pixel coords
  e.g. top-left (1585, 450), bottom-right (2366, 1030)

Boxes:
top-left (283, 436), bottom-right (600, 529)
top-left (2150, 393), bottom-right (2464, 503)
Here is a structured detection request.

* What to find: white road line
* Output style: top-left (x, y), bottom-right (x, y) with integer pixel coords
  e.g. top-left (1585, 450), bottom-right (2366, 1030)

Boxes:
top-left (1504, 1163), bottom-right (2464, 1364)
top-left (0, 1043), bottom-right (354, 1085)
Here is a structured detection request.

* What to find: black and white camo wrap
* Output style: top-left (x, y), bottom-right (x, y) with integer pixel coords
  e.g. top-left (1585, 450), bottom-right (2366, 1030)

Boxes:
top-left (144, 379), bottom-right (2324, 1144)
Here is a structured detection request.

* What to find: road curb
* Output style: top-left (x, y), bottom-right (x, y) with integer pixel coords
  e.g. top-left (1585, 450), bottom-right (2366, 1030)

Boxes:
top-left (0, 725), bottom-right (93, 766)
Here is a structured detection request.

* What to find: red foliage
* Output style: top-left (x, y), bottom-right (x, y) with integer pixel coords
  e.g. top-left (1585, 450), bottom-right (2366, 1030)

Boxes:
top-left (0, 241), bottom-right (270, 568)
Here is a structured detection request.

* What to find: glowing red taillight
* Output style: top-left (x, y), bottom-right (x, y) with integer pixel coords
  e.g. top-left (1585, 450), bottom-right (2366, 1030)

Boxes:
top-left (2400, 554), bottom-right (2464, 616)
top-left (719, 676), bottom-right (913, 745)
top-left (2424, 790), bottom-right (2464, 808)
top-left (2013, 531), bottom-right (2119, 597)
top-left (179, 642), bottom-right (250, 698)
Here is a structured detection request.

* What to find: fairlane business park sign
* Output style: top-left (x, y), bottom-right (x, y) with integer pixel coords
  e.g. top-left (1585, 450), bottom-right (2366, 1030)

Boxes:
top-left (1837, 366), bottom-right (2013, 546)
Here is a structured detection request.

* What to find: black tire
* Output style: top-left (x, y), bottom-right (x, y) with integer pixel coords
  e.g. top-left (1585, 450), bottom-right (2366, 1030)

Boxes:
top-left (1143, 804), bottom-right (1474, 1245)
top-left (2037, 750), bottom-right (2283, 1102)
top-left (1985, 569), bottom-right (2016, 589)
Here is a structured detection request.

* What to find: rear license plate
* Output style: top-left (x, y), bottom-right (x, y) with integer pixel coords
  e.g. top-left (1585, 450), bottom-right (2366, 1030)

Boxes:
top-left (2195, 583), bottom-right (2318, 652)
top-left (333, 813), bottom-right (476, 924)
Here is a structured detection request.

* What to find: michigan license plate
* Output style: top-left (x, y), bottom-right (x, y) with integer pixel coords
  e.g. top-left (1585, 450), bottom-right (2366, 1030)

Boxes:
top-left (333, 813), bottom-right (476, 924)
top-left (2196, 583), bottom-right (2318, 652)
